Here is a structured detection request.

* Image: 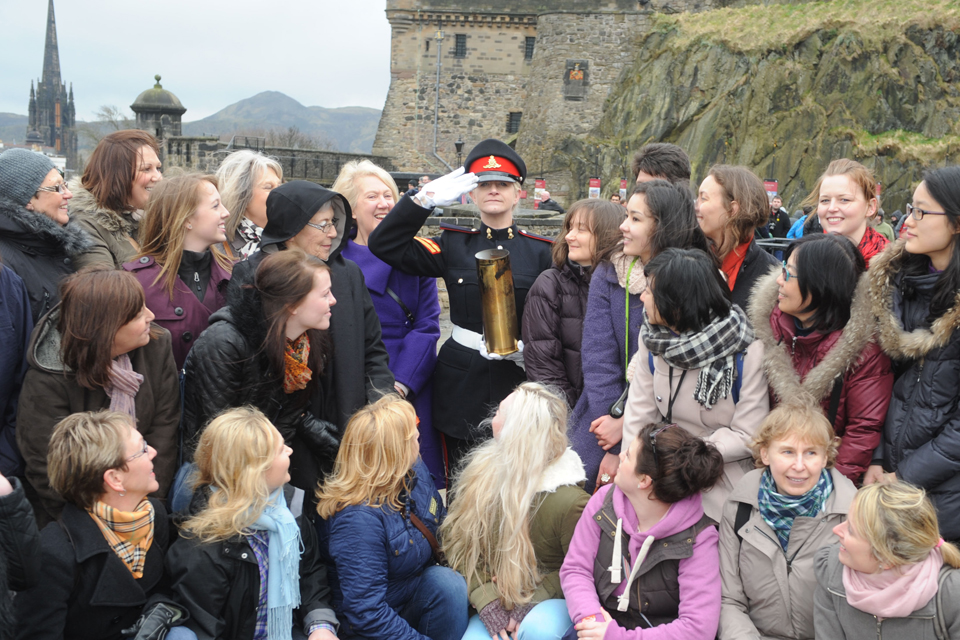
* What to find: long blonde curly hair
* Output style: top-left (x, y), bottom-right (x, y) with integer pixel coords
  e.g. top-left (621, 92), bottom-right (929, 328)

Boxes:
top-left (179, 406), bottom-right (281, 542)
top-left (440, 382), bottom-right (570, 609)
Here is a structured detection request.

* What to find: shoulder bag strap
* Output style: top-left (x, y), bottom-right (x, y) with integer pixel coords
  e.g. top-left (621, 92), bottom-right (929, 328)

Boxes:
top-left (385, 286), bottom-right (416, 324)
top-left (734, 501), bottom-right (752, 545)
top-left (409, 512), bottom-right (445, 565)
top-left (827, 376), bottom-right (844, 427)
top-left (935, 565), bottom-right (952, 640)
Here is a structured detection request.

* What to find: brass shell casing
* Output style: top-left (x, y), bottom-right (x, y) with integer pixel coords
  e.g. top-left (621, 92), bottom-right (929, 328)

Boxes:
top-left (475, 249), bottom-right (519, 356)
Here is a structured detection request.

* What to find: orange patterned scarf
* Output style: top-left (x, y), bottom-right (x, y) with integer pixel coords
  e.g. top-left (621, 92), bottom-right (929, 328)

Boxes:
top-left (283, 333), bottom-right (312, 394)
top-left (88, 498), bottom-right (155, 578)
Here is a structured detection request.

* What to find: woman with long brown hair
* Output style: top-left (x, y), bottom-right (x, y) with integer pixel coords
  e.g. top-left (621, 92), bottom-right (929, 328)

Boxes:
top-left (16, 268), bottom-right (180, 526)
top-left (181, 249), bottom-right (339, 492)
top-left (70, 129), bottom-right (164, 269)
top-left (124, 173), bottom-right (233, 369)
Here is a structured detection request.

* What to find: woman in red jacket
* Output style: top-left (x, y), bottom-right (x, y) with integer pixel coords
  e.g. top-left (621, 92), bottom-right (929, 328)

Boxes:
top-left (747, 234), bottom-right (893, 485)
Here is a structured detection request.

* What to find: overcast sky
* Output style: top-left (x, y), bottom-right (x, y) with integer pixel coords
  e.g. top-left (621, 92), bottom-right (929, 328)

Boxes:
top-left (0, 0), bottom-right (393, 122)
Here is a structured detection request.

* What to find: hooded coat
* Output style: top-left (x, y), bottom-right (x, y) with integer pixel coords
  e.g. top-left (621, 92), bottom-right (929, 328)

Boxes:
top-left (868, 241), bottom-right (960, 540)
top-left (747, 271), bottom-right (893, 484)
top-left (229, 181), bottom-right (393, 435)
top-left (560, 485), bottom-right (721, 640)
top-left (0, 195), bottom-right (92, 322)
top-left (68, 179), bottom-right (141, 270)
top-left (181, 281), bottom-right (341, 490)
top-left (16, 308), bottom-right (180, 526)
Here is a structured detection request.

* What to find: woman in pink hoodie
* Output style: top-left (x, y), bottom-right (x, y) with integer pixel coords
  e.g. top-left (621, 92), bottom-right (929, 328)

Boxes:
top-left (559, 423), bottom-right (724, 639)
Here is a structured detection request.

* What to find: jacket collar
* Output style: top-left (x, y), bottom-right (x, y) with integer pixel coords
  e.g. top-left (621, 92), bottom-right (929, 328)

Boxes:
top-left (747, 269), bottom-right (877, 402)
top-left (342, 240), bottom-right (392, 294)
top-left (537, 448), bottom-right (587, 493)
top-left (730, 467), bottom-right (855, 516)
top-left (27, 305), bottom-right (67, 373)
top-left (869, 240), bottom-right (960, 359)
top-left (67, 179), bottom-right (137, 233)
top-left (479, 222), bottom-right (518, 242)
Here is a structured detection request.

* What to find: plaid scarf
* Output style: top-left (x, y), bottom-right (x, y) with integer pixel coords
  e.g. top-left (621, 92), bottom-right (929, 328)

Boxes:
top-left (757, 468), bottom-right (833, 552)
top-left (283, 334), bottom-right (312, 394)
top-left (88, 498), bottom-right (155, 578)
top-left (641, 303), bottom-right (755, 409)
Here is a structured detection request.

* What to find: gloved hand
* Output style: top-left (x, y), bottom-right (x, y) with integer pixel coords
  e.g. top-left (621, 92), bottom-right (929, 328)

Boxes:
top-left (479, 338), bottom-right (525, 370)
top-left (121, 602), bottom-right (189, 640)
top-left (296, 413), bottom-right (341, 473)
top-left (415, 167), bottom-right (479, 209)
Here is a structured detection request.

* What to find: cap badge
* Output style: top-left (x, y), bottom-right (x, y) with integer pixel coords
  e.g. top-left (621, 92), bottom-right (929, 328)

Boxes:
top-left (482, 156), bottom-right (502, 169)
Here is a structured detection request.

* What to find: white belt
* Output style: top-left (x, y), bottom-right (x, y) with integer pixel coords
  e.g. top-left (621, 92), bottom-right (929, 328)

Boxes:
top-left (451, 325), bottom-right (483, 351)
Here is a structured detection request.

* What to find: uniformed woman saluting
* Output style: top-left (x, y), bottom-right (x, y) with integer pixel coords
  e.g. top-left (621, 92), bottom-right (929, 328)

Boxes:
top-left (368, 139), bottom-right (553, 476)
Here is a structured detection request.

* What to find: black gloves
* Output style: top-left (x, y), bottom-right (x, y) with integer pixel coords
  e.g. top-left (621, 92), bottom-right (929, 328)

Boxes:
top-left (121, 602), bottom-right (189, 640)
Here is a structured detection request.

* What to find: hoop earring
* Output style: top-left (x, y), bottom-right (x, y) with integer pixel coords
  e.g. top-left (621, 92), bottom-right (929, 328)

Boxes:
top-left (119, 491), bottom-right (126, 497)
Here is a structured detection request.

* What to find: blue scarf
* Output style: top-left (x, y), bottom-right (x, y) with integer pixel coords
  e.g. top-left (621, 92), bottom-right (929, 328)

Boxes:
top-left (757, 468), bottom-right (833, 552)
top-left (247, 489), bottom-right (303, 640)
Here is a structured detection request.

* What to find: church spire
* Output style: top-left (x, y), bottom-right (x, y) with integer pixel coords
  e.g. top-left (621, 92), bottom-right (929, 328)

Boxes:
top-left (41, 0), bottom-right (62, 91)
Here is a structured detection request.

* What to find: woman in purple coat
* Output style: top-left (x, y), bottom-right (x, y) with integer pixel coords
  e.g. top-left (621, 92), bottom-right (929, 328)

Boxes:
top-left (334, 161), bottom-right (444, 487)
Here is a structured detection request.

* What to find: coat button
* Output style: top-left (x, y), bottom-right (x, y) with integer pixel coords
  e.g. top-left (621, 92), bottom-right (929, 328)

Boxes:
top-left (139, 256), bottom-right (150, 263)
top-left (63, 257), bottom-right (71, 265)
top-left (241, 552), bottom-right (248, 559)
top-left (663, 542), bottom-right (668, 547)
top-left (497, 245), bottom-right (503, 249)
top-left (395, 550), bottom-right (400, 556)
top-left (174, 307), bottom-right (184, 316)
top-left (410, 539), bottom-right (414, 545)
top-left (458, 278), bottom-right (463, 284)
top-left (182, 331), bottom-right (193, 342)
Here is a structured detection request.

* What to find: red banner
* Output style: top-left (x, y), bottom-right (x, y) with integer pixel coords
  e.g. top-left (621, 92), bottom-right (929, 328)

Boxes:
top-left (619, 178), bottom-right (628, 201)
top-left (588, 178), bottom-right (601, 199)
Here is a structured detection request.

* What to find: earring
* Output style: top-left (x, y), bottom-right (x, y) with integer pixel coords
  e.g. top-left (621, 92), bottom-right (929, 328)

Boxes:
top-left (186, 224), bottom-right (193, 229)
top-left (119, 491), bottom-right (126, 497)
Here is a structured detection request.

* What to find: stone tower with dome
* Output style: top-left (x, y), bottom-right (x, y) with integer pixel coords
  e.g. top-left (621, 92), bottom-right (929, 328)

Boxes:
top-left (130, 75), bottom-right (187, 142)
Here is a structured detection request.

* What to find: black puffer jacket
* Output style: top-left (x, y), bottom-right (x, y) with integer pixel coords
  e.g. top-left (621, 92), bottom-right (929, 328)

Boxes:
top-left (730, 239), bottom-right (778, 311)
top-left (0, 478), bottom-right (40, 640)
top-left (182, 282), bottom-right (340, 490)
top-left (166, 489), bottom-right (338, 640)
top-left (230, 181), bottom-right (394, 431)
top-left (521, 260), bottom-right (590, 407)
top-left (0, 196), bottom-right (91, 322)
top-left (869, 242), bottom-right (960, 540)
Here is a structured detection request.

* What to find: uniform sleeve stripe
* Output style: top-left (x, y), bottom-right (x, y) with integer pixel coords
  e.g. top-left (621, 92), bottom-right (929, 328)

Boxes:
top-left (414, 236), bottom-right (442, 254)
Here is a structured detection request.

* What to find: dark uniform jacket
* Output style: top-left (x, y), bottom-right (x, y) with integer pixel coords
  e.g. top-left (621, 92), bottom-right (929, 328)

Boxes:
top-left (229, 181), bottom-right (394, 435)
top-left (15, 498), bottom-right (172, 640)
top-left (368, 194), bottom-right (553, 439)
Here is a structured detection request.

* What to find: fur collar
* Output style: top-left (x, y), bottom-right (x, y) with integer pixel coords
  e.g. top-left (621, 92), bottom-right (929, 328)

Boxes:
top-left (67, 178), bottom-right (137, 233)
top-left (537, 448), bottom-right (586, 493)
top-left (747, 269), bottom-right (877, 402)
top-left (869, 240), bottom-right (960, 360)
top-left (223, 276), bottom-right (269, 350)
top-left (27, 306), bottom-right (67, 373)
top-left (0, 196), bottom-right (93, 256)
top-left (611, 249), bottom-right (646, 295)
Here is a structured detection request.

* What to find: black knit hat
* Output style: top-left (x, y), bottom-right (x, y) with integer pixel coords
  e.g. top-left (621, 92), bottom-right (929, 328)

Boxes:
top-left (0, 148), bottom-right (57, 206)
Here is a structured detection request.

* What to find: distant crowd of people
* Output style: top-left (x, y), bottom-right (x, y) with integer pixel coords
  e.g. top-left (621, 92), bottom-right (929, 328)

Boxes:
top-left (0, 131), bottom-right (959, 640)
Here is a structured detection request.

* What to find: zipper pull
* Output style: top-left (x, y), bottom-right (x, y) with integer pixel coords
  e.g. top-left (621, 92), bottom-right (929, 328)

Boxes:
top-left (791, 336), bottom-right (797, 355)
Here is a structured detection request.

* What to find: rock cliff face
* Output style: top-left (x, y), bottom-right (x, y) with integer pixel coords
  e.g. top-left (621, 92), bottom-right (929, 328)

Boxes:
top-left (556, 1), bottom-right (960, 213)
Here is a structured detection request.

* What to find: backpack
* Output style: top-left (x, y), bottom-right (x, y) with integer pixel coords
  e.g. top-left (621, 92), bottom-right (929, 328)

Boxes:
top-left (648, 350), bottom-right (746, 404)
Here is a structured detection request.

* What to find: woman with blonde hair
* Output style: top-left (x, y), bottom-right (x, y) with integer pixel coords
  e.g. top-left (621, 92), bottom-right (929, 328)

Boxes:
top-left (335, 160), bottom-right (443, 487)
top-left (815, 482), bottom-right (960, 638)
top-left (71, 129), bottom-right (164, 269)
top-left (695, 165), bottom-right (778, 309)
top-left (167, 406), bottom-right (339, 640)
top-left (216, 150), bottom-right (283, 259)
top-left (719, 399), bottom-right (856, 640)
top-left (804, 159), bottom-right (888, 267)
top-left (315, 395), bottom-right (467, 640)
top-left (16, 410), bottom-right (186, 640)
top-left (124, 173), bottom-right (233, 369)
top-left (443, 382), bottom-right (589, 640)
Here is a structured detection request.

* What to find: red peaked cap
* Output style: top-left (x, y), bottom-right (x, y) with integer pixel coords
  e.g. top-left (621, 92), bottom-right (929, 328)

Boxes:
top-left (463, 138), bottom-right (526, 184)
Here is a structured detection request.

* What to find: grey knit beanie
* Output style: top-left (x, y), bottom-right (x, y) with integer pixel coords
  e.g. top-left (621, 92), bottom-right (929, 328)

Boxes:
top-left (0, 148), bottom-right (57, 206)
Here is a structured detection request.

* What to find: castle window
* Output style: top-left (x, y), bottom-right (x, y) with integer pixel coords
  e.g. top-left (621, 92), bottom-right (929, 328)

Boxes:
top-left (425, 39), bottom-right (430, 52)
top-left (507, 112), bottom-right (522, 134)
top-left (525, 37), bottom-right (536, 60)
top-left (454, 34), bottom-right (467, 58)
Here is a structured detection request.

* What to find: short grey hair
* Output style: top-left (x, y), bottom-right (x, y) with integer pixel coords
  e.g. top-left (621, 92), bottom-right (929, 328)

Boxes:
top-left (216, 150), bottom-right (283, 240)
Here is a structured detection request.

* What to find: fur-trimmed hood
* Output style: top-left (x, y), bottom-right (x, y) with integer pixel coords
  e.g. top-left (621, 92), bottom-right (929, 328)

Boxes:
top-left (0, 195), bottom-right (92, 257)
top-left (868, 240), bottom-right (960, 360)
top-left (66, 178), bottom-right (137, 234)
top-left (26, 306), bottom-right (67, 374)
top-left (747, 269), bottom-right (877, 402)
top-left (537, 448), bottom-right (587, 493)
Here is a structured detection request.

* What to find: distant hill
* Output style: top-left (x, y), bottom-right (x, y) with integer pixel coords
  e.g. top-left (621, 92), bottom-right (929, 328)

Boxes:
top-left (0, 113), bottom-right (29, 148)
top-left (182, 92), bottom-right (381, 154)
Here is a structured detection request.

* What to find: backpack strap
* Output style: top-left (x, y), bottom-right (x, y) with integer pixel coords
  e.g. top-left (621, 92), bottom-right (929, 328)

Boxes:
top-left (934, 564), bottom-right (953, 640)
top-left (650, 350), bottom-right (745, 404)
top-left (827, 376), bottom-right (843, 427)
top-left (733, 501), bottom-right (752, 545)
top-left (648, 351), bottom-right (654, 375)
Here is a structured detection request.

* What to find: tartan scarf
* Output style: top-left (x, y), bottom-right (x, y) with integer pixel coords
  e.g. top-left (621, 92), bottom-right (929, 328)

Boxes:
top-left (104, 353), bottom-right (143, 420)
top-left (283, 333), bottom-right (312, 394)
top-left (641, 303), bottom-right (755, 409)
top-left (757, 468), bottom-right (833, 552)
top-left (88, 498), bottom-right (155, 578)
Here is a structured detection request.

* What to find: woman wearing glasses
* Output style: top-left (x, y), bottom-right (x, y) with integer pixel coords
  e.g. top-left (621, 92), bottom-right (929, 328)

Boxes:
top-left (747, 234), bottom-right (892, 485)
top-left (0, 148), bottom-right (90, 322)
top-left (621, 248), bottom-right (769, 521)
top-left (15, 410), bottom-right (187, 640)
top-left (183, 250), bottom-right (341, 494)
top-left (865, 165), bottom-right (960, 542)
top-left (16, 268), bottom-right (180, 527)
top-left (560, 422), bottom-right (724, 640)
top-left (227, 181), bottom-right (394, 479)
